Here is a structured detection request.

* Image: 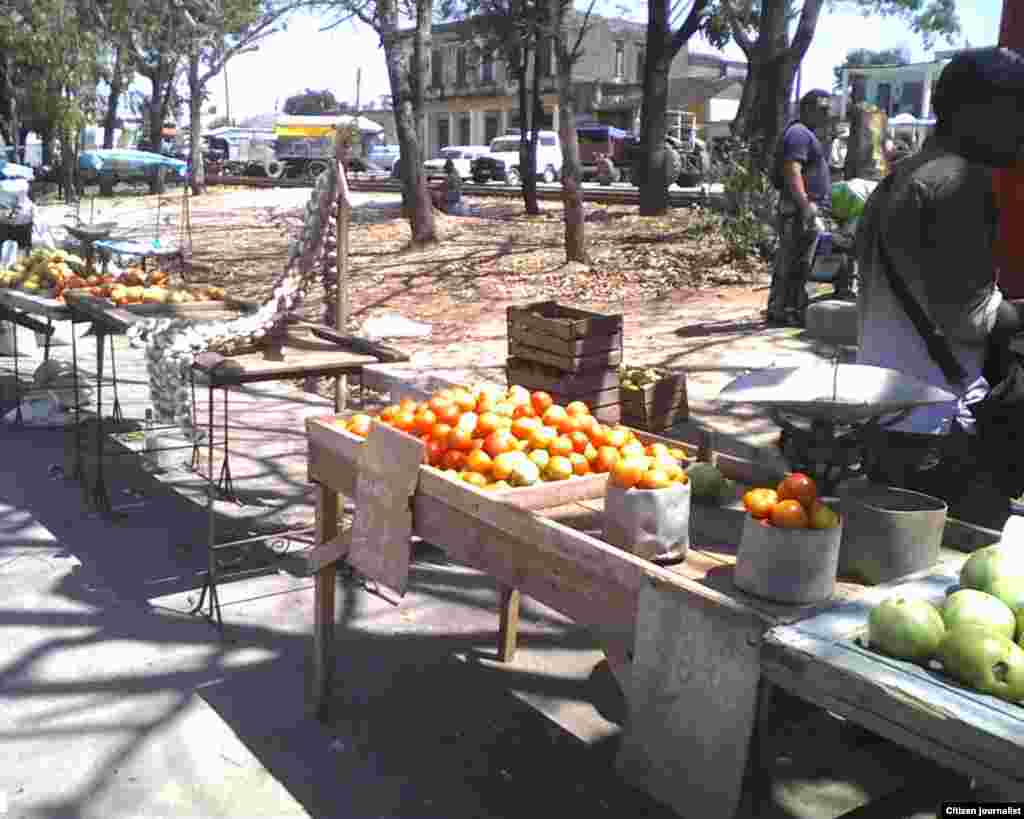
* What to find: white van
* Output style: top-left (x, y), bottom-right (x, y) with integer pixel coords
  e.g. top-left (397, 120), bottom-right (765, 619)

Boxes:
top-left (423, 145), bottom-right (491, 181)
top-left (472, 131), bottom-right (562, 185)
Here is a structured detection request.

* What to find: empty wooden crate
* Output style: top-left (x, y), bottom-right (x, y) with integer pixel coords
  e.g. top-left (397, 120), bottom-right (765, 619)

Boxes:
top-left (507, 301), bottom-right (623, 373)
top-left (620, 372), bottom-right (688, 432)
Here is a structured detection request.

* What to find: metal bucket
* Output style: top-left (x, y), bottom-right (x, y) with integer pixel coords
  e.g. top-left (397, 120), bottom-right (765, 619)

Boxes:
top-left (836, 485), bottom-right (947, 586)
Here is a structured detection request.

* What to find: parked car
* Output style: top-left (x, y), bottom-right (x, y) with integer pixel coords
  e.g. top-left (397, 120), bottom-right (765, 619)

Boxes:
top-left (471, 131), bottom-right (562, 185)
top-left (423, 145), bottom-right (491, 181)
top-left (368, 144), bottom-right (400, 174)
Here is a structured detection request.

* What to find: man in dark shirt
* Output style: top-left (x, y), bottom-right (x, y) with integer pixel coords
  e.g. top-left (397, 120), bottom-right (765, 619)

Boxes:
top-left (767, 89), bottom-right (833, 325)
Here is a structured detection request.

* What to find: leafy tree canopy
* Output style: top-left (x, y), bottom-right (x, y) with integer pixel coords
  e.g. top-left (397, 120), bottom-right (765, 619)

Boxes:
top-left (283, 88), bottom-right (342, 114)
top-left (833, 45), bottom-right (911, 89)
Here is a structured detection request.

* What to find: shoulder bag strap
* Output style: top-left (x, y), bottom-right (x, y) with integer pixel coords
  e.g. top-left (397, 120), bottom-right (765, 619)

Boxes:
top-left (873, 174), bottom-right (969, 387)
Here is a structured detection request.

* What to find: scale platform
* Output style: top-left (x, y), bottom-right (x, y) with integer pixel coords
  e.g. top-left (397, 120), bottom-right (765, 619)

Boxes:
top-left (717, 363), bottom-right (956, 426)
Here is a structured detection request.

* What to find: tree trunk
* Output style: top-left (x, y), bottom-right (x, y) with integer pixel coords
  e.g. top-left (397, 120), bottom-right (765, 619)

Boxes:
top-left (639, 0), bottom-right (672, 216)
top-left (382, 0), bottom-right (436, 244)
top-left (60, 129), bottom-right (77, 204)
top-left (188, 53), bottom-right (206, 196)
top-left (553, 10), bottom-right (588, 264)
top-left (730, 56), bottom-right (759, 138)
top-left (0, 53), bottom-right (19, 163)
top-left (102, 46), bottom-right (124, 150)
top-left (519, 42), bottom-right (540, 216)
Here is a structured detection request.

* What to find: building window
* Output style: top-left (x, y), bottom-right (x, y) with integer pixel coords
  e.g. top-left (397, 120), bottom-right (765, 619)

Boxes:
top-left (481, 51), bottom-right (494, 84)
top-left (431, 48), bottom-right (444, 89)
top-left (636, 47), bottom-right (645, 82)
top-left (457, 47), bottom-right (468, 86)
top-left (614, 41), bottom-right (624, 79)
top-left (485, 113), bottom-right (500, 143)
top-left (438, 117), bottom-right (450, 150)
top-left (459, 115), bottom-right (471, 146)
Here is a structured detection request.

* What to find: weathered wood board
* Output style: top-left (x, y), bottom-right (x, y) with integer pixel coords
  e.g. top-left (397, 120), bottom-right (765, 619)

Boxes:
top-left (506, 301), bottom-right (623, 341)
top-left (508, 338), bottom-right (623, 373)
top-left (346, 420), bottom-right (425, 596)
top-left (0, 288), bottom-right (72, 320)
top-left (762, 557), bottom-right (1024, 797)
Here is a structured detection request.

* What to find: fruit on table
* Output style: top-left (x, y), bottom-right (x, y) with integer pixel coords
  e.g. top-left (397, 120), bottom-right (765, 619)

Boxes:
top-left (777, 472), bottom-right (818, 509)
top-left (742, 476), bottom-right (839, 529)
top-left (743, 488), bottom-right (779, 520)
top-left (687, 462), bottom-right (725, 503)
top-left (808, 500), bottom-right (840, 530)
top-left (942, 589), bottom-right (1017, 641)
top-left (332, 385), bottom-right (692, 491)
top-left (771, 499), bottom-right (810, 529)
top-left (960, 545), bottom-right (1024, 611)
top-left (868, 595), bottom-right (946, 663)
top-left (939, 625), bottom-right (1024, 704)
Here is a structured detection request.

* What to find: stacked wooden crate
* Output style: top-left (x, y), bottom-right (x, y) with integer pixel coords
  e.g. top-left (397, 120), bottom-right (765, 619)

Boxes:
top-left (505, 301), bottom-right (623, 424)
top-left (619, 368), bottom-right (689, 433)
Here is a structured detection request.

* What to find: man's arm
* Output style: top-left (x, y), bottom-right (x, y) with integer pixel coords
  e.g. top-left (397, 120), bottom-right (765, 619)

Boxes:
top-left (783, 160), bottom-right (812, 214)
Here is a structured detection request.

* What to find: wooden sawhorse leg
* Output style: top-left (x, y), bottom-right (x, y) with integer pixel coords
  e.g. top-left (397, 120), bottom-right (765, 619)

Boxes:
top-left (312, 483), bottom-right (340, 721)
top-left (497, 585), bottom-right (520, 662)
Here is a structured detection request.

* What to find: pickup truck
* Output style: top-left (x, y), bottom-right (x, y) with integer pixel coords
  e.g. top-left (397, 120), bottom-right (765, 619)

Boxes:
top-left (471, 131), bottom-right (562, 185)
top-left (577, 123), bottom-right (710, 188)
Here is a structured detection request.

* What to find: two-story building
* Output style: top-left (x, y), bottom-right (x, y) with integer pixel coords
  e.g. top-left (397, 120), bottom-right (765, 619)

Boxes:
top-left (415, 14), bottom-right (747, 159)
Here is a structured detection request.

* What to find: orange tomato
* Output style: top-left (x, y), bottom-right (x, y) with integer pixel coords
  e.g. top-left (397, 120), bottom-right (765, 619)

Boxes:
top-left (743, 488), bottom-right (779, 520)
top-left (605, 427), bottom-right (629, 449)
top-left (399, 398), bottom-right (419, 413)
top-left (569, 452), bottom-right (591, 476)
top-left (556, 414), bottom-right (582, 435)
top-left (583, 442), bottom-right (599, 463)
top-left (413, 409), bottom-right (437, 436)
top-left (461, 471), bottom-right (489, 488)
top-left (511, 416), bottom-right (542, 440)
top-left (620, 441), bottom-right (646, 459)
top-left (637, 469), bottom-right (673, 490)
top-left (575, 414), bottom-right (597, 437)
top-left (456, 411), bottom-right (478, 432)
top-left (611, 457), bottom-right (648, 489)
top-left (435, 402), bottom-right (462, 426)
top-left (646, 443), bottom-right (670, 459)
top-left (545, 455), bottom-right (575, 482)
top-left (470, 437), bottom-right (486, 451)
top-left (528, 448), bottom-right (550, 471)
top-left (451, 389), bottom-right (478, 413)
top-left (569, 431), bottom-right (591, 454)
top-left (528, 425), bottom-right (558, 451)
top-left (475, 394), bottom-right (499, 415)
top-left (378, 405), bottom-right (400, 423)
top-left (465, 448), bottom-right (493, 475)
top-left (589, 423), bottom-right (610, 447)
top-left (425, 440), bottom-right (445, 467)
top-left (771, 499), bottom-right (810, 529)
top-left (542, 405), bottom-right (568, 429)
top-left (512, 403), bottom-right (536, 419)
top-left (506, 385), bottom-right (532, 406)
top-left (494, 401), bottom-right (517, 418)
top-left (442, 449), bottom-right (467, 471)
top-left (593, 445), bottom-right (621, 474)
top-left (348, 414), bottom-right (373, 437)
top-left (392, 410), bottom-right (416, 432)
top-left (549, 435), bottom-right (575, 458)
top-left (447, 426), bottom-right (475, 452)
top-left (430, 423), bottom-right (453, 444)
top-left (436, 388), bottom-right (456, 402)
top-left (427, 396), bottom-right (451, 415)
top-left (565, 400), bottom-right (591, 417)
top-left (531, 391), bottom-right (554, 415)
top-left (476, 412), bottom-right (502, 437)
top-left (483, 429), bottom-right (516, 457)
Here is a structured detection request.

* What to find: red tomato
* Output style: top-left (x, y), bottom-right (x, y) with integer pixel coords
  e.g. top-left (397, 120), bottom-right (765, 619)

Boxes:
top-left (777, 472), bottom-right (818, 509)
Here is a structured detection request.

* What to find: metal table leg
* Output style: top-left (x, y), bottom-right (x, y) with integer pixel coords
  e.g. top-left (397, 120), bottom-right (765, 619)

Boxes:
top-left (190, 380), bottom-right (224, 630)
top-left (69, 321), bottom-right (85, 484)
top-left (43, 318), bottom-right (53, 363)
top-left (217, 386), bottom-right (236, 501)
top-left (109, 334), bottom-right (123, 424)
top-left (88, 328), bottom-right (113, 516)
top-left (10, 315), bottom-right (23, 427)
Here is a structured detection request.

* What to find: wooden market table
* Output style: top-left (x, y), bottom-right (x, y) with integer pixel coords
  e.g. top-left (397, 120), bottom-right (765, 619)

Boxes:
top-left (762, 556), bottom-right (1024, 803)
top-left (303, 413), bottom-right (993, 819)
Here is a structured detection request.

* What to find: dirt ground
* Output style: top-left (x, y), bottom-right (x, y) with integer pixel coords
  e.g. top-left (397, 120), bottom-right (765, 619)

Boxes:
top-left (173, 191), bottom-right (772, 365)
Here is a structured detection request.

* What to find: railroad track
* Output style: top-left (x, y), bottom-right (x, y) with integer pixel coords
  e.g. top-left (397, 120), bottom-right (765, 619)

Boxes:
top-left (206, 174), bottom-right (723, 207)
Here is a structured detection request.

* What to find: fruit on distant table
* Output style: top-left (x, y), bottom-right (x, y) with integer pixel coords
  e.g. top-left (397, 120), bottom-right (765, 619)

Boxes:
top-left (960, 545), bottom-right (1024, 611)
top-left (686, 462), bottom-right (725, 503)
top-left (777, 472), bottom-right (818, 509)
top-left (637, 468), bottom-right (674, 490)
top-left (868, 596), bottom-right (946, 663)
top-left (942, 589), bottom-right (1017, 641)
top-left (743, 488), bottom-right (778, 519)
top-left (771, 499), bottom-right (809, 529)
top-left (939, 625), bottom-right (1024, 703)
top-left (611, 457), bottom-right (648, 489)
top-left (808, 500), bottom-right (840, 530)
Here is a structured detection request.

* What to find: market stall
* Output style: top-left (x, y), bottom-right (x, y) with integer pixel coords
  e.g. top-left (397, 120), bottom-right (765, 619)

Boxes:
top-left (303, 360), bottom-right (1000, 818)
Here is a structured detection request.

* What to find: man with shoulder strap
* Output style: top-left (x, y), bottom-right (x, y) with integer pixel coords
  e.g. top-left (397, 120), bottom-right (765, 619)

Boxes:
top-left (855, 47), bottom-right (1024, 530)
top-left (766, 89), bottom-right (833, 326)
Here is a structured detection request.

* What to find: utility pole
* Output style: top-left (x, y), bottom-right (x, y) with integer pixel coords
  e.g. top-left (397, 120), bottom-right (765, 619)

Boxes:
top-left (224, 64), bottom-right (231, 125)
top-left (355, 68), bottom-right (362, 113)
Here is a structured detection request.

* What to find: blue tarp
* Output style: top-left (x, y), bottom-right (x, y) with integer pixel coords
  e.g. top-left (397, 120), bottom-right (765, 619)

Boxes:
top-left (0, 160), bottom-right (35, 180)
top-left (78, 149), bottom-right (187, 177)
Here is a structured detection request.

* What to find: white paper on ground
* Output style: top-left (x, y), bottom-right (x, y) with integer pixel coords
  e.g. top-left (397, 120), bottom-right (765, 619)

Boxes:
top-left (1000, 514), bottom-right (1024, 545)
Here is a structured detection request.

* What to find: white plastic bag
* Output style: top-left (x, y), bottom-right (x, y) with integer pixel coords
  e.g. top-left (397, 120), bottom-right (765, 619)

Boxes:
top-left (362, 313), bottom-right (432, 340)
top-left (603, 480), bottom-right (691, 562)
top-left (31, 217), bottom-right (57, 250)
top-left (1, 239), bottom-right (17, 268)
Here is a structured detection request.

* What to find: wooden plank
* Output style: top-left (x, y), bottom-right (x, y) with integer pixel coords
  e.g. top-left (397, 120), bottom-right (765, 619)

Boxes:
top-left (507, 301), bottom-right (623, 341)
top-left (508, 323), bottom-right (623, 358)
top-left (310, 326), bottom-right (410, 363)
top-left (312, 483), bottom-right (340, 720)
top-left (62, 291), bottom-right (140, 332)
top-left (303, 531), bottom-right (352, 574)
top-left (413, 493), bottom-right (639, 660)
top-left (497, 585), bottom-right (521, 662)
top-left (616, 577), bottom-right (765, 819)
top-left (509, 338), bottom-right (623, 373)
top-left (346, 420), bottom-right (425, 596)
top-left (506, 357), bottom-right (620, 393)
top-left (0, 289), bottom-right (72, 320)
top-left (761, 630), bottom-right (1024, 797)
top-left (485, 469), bottom-right (608, 509)
top-left (306, 417), bottom-right (361, 496)
top-left (622, 405), bottom-right (690, 433)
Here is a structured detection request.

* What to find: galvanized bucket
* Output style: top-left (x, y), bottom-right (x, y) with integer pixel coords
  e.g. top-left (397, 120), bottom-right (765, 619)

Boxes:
top-left (836, 485), bottom-right (947, 585)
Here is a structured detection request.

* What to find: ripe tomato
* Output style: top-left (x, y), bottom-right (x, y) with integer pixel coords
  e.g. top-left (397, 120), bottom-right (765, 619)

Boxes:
top-left (512, 403), bottom-right (536, 420)
top-left (549, 435), bottom-right (575, 458)
top-left (430, 423), bottom-right (452, 443)
top-left (777, 473), bottom-right (818, 509)
top-left (461, 471), bottom-right (489, 488)
top-left (589, 423), bottom-right (610, 447)
top-left (531, 391), bottom-right (554, 415)
top-left (565, 400), bottom-right (591, 417)
top-left (451, 389), bottom-right (478, 413)
top-left (528, 425), bottom-right (558, 451)
top-left (611, 457), bottom-right (647, 489)
top-left (424, 439), bottom-right (445, 467)
top-left (511, 416), bottom-right (541, 440)
top-left (770, 499), bottom-right (810, 529)
top-left (593, 445), bottom-right (620, 474)
top-left (569, 452), bottom-right (590, 476)
top-left (413, 409), bottom-right (437, 436)
top-left (569, 431), bottom-right (591, 454)
top-left (347, 414), bottom-right (373, 437)
top-left (392, 410), bottom-right (416, 433)
top-left (542, 405), bottom-right (569, 429)
top-left (465, 448), bottom-right (493, 475)
top-left (447, 426), bottom-right (475, 452)
top-left (442, 449), bottom-right (467, 471)
top-left (476, 412), bottom-right (502, 437)
top-left (605, 427), bottom-right (629, 449)
top-left (575, 414), bottom-right (597, 437)
top-left (483, 429), bottom-right (516, 457)
top-left (743, 488), bottom-right (779, 520)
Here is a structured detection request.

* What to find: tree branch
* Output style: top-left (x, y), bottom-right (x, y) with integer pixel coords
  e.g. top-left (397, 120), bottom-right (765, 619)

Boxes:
top-left (721, 0), bottom-right (754, 56)
top-left (669, 0), bottom-right (709, 55)
top-left (788, 0), bottom-right (823, 59)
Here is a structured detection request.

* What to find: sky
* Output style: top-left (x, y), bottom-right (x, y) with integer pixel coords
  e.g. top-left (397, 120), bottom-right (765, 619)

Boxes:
top-left (203, 0), bottom-right (1004, 123)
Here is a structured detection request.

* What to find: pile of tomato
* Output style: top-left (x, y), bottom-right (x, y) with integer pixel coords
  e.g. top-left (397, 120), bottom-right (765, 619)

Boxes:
top-left (741, 472), bottom-right (840, 530)
top-left (332, 383), bottom-right (691, 490)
